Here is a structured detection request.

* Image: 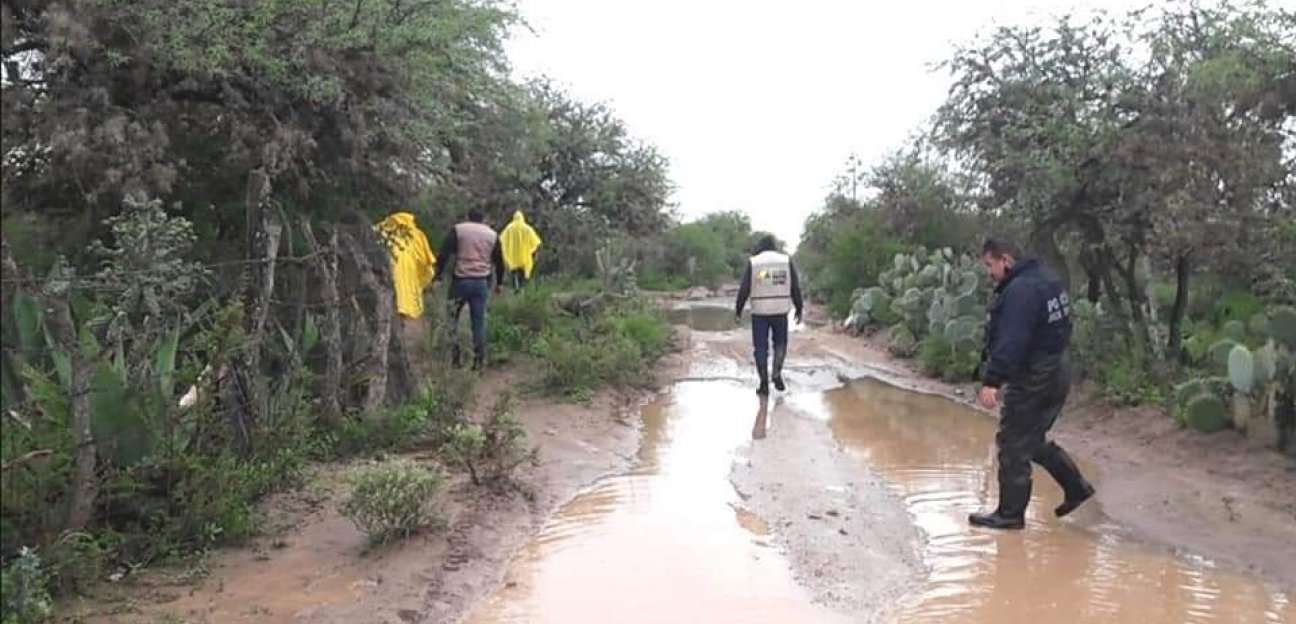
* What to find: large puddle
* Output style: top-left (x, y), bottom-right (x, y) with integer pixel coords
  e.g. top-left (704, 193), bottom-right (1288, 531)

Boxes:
top-left (667, 305), bottom-right (749, 331)
top-left (805, 379), bottom-right (1294, 624)
top-left (463, 382), bottom-right (847, 623)
top-left (667, 303), bottom-right (813, 334)
top-left (465, 377), bottom-right (1293, 624)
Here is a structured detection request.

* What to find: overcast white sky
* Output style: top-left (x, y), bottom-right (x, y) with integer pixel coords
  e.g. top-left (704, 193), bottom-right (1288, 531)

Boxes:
top-left (505, 0), bottom-right (1160, 247)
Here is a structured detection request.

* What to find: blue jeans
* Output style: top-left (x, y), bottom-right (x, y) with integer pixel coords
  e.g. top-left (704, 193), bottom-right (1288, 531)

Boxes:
top-left (450, 277), bottom-right (490, 356)
top-left (751, 314), bottom-right (789, 368)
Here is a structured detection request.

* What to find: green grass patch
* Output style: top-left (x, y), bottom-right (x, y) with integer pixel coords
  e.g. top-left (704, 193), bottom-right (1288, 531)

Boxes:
top-left (488, 281), bottom-right (673, 400)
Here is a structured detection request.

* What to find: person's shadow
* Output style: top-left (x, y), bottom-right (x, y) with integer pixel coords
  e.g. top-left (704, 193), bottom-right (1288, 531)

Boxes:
top-left (752, 395), bottom-right (771, 440)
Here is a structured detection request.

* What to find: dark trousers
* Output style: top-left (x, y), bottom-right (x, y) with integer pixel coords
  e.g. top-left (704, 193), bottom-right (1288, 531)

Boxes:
top-left (509, 270), bottom-right (528, 292)
top-left (995, 352), bottom-right (1088, 517)
top-left (751, 314), bottom-right (789, 369)
top-left (450, 277), bottom-right (490, 358)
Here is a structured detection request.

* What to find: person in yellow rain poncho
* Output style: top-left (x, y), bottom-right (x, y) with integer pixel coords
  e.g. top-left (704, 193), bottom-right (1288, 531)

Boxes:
top-left (499, 210), bottom-right (542, 291)
top-left (375, 212), bottom-right (436, 319)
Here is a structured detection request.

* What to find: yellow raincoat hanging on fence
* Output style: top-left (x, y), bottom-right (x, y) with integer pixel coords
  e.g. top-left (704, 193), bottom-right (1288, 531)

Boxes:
top-left (500, 210), bottom-right (542, 279)
top-left (375, 212), bottom-right (436, 319)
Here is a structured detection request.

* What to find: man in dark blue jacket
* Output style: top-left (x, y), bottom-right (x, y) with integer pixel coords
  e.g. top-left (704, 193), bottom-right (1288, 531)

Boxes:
top-left (970, 238), bottom-right (1094, 530)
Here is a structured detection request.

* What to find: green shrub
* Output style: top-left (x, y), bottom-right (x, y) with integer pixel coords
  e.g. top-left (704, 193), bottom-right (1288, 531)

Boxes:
top-left (41, 533), bottom-right (104, 597)
top-left (602, 309), bottom-right (671, 358)
top-left (538, 333), bottom-right (620, 398)
top-left (164, 452), bottom-right (278, 549)
top-left (919, 334), bottom-right (980, 382)
top-left (886, 325), bottom-right (918, 358)
top-left (661, 223), bottom-right (731, 288)
top-left (1099, 352), bottom-right (1164, 406)
top-left (334, 375), bottom-right (473, 455)
top-left (441, 395), bottom-right (538, 490)
top-left (919, 333), bottom-right (953, 375)
top-left (1, 548), bottom-right (52, 624)
top-left (638, 272), bottom-right (692, 292)
top-left (339, 459), bottom-right (446, 544)
top-left (1214, 291), bottom-right (1264, 325)
top-left (491, 287), bottom-right (558, 334)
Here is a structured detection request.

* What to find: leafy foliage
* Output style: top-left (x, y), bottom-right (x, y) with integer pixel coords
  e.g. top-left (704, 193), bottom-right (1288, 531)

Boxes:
top-left (0, 547), bottom-right (51, 624)
top-left (2, 0), bottom-right (680, 595)
top-left (801, 2), bottom-right (1295, 451)
top-left (488, 281), bottom-right (672, 399)
top-left (340, 459), bottom-right (446, 545)
top-left (441, 395), bottom-right (538, 491)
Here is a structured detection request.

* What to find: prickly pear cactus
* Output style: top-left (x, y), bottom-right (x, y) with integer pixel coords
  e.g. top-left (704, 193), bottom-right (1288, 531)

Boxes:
top-left (860, 250), bottom-right (991, 354)
top-left (928, 294), bottom-right (952, 329)
top-left (958, 271), bottom-right (979, 297)
top-left (1249, 314), bottom-right (1271, 342)
top-left (1173, 378), bottom-right (1205, 408)
top-left (1254, 341), bottom-right (1277, 386)
top-left (954, 293), bottom-right (976, 317)
top-left (1184, 393), bottom-right (1230, 433)
top-left (1210, 339), bottom-right (1239, 371)
top-left (1172, 379), bottom-right (1208, 423)
top-left (1271, 306), bottom-right (1296, 350)
top-left (888, 325), bottom-right (919, 358)
top-left (1223, 319), bottom-right (1248, 343)
top-left (1228, 345), bottom-right (1255, 394)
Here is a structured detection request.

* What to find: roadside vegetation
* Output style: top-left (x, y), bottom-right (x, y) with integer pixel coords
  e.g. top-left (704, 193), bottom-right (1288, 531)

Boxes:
top-left (0, 0), bottom-right (677, 619)
top-left (797, 1), bottom-right (1295, 451)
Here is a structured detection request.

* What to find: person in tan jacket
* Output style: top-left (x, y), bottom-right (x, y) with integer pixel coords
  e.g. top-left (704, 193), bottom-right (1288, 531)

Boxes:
top-left (436, 209), bottom-right (505, 371)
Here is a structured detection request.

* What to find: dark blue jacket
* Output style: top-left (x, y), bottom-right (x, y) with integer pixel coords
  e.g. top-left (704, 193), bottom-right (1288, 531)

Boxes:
top-left (981, 257), bottom-right (1072, 388)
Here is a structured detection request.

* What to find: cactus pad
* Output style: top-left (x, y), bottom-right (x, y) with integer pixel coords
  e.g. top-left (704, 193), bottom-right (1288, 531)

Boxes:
top-left (1271, 306), bottom-right (1296, 350)
top-left (1223, 319), bottom-right (1247, 343)
top-left (1228, 345), bottom-right (1254, 394)
top-left (1184, 394), bottom-right (1230, 433)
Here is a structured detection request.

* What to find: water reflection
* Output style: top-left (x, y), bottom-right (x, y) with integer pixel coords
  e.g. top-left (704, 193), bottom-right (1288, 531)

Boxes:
top-left (752, 395), bottom-right (770, 440)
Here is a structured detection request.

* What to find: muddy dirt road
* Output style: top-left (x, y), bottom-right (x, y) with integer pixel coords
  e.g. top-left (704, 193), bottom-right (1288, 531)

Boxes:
top-left (69, 301), bottom-right (1296, 623)
top-left (467, 302), bottom-right (1295, 624)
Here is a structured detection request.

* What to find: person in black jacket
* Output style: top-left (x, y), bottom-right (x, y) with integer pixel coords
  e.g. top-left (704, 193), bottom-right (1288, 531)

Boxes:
top-left (970, 238), bottom-right (1095, 530)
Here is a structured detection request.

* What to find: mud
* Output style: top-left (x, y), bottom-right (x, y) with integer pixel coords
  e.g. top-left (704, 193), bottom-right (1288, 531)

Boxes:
top-left (730, 395), bottom-right (923, 619)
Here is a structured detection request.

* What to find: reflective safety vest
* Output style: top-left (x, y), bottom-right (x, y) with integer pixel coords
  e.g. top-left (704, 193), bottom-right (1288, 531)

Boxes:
top-left (749, 251), bottom-right (793, 316)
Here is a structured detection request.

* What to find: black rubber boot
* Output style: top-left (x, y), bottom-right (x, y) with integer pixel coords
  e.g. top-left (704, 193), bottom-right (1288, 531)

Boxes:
top-left (1035, 442), bottom-right (1095, 517)
top-left (472, 348), bottom-right (485, 373)
top-left (755, 356), bottom-right (770, 396)
top-left (452, 344), bottom-right (463, 369)
top-left (968, 510), bottom-right (1026, 530)
top-left (772, 346), bottom-right (787, 392)
top-left (969, 482), bottom-right (1030, 530)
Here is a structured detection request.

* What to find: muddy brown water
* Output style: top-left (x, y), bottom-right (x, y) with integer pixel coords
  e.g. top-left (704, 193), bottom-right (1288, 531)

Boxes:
top-left (807, 379), bottom-right (1294, 623)
top-left (668, 305), bottom-right (748, 331)
top-left (465, 378), bottom-right (1293, 624)
top-left (463, 382), bottom-right (849, 623)
top-left (667, 304), bottom-right (813, 333)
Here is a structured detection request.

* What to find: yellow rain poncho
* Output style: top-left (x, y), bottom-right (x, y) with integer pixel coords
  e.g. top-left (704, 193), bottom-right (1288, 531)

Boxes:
top-left (375, 212), bottom-right (436, 319)
top-left (500, 210), bottom-right (542, 279)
